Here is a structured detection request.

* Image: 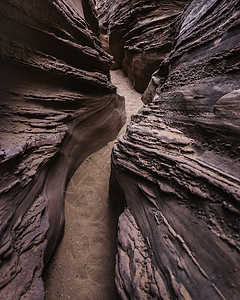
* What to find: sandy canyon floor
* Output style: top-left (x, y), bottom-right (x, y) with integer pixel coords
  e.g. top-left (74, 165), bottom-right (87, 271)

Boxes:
top-left (43, 70), bottom-right (143, 299)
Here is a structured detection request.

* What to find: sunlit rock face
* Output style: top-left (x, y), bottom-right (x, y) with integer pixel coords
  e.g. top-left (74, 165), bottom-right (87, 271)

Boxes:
top-left (111, 0), bottom-right (240, 299)
top-left (96, 0), bottom-right (188, 92)
top-left (0, 0), bottom-right (125, 298)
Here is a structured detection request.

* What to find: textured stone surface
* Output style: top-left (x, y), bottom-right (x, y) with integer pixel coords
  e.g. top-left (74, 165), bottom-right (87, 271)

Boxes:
top-left (96, 0), bottom-right (188, 92)
top-left (111, 0), bottom-right (240, 299)
top-left (116, 207), bottom-right (170, 300)
top-left (0, 1), bottom-right (125, 298)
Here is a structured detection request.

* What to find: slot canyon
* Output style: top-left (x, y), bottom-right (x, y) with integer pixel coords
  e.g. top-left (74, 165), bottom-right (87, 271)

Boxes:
top-left (0, 0), bottom-right (239, 299)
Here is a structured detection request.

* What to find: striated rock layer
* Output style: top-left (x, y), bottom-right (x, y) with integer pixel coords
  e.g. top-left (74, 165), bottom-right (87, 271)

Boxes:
top-left (96, 0), bottom-right (188, 92)
top-left (0, 1), bottom-right (125, 299)
top-left (111, 0), bottom-right (240, 299)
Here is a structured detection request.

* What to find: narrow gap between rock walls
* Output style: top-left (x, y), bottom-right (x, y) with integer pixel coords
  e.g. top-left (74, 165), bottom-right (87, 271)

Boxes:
top-left (43, 70), bottom-right (143, 300)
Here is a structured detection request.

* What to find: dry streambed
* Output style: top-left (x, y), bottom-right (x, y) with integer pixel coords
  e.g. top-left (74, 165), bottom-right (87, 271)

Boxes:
top-left (43, 70), bottom-right (142, 299)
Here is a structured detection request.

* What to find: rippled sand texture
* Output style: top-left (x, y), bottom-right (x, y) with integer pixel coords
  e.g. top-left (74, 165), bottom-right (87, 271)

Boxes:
top-left (44, 70), bottom-right (142, 299)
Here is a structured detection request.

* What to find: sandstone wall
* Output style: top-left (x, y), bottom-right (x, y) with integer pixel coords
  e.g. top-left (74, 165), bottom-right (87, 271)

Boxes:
top-left (96, 0), bottom-right (188, 92)
top-left (0, 1), bottom-right (125, 298)
top-left (111, 0), bottom-right (240, 298)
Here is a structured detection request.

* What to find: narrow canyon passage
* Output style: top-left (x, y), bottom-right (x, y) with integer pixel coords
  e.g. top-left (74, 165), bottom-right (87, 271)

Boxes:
top-left (43, 70), bottom-right (142, 300)
top-left (1, 1), bottom-right (239, 299)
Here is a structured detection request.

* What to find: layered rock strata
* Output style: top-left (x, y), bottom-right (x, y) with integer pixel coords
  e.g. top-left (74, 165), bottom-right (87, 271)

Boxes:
top-left (111, 0), bottom-right (240, 298)
top-left (0, 1), bottom-right (125, 298)
top-left (96, 0), bottom-right (188, 92)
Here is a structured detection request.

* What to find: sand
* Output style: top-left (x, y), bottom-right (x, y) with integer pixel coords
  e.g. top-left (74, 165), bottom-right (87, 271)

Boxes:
top-left (43, 70), bottom-right (143, 300)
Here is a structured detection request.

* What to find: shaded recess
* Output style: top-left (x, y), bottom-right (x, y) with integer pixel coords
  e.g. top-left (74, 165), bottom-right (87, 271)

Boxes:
top-left (110, 0), bottom-right (240, 299)
top-left (96, 0), bottom-right (189, 92)
top-left (0, 0), bottom-right (125, 298)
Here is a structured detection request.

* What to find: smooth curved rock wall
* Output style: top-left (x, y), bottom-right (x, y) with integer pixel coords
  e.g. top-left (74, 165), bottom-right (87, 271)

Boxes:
top-left (96, 0), bottom-right (188, 92)
top-left (111, 0), bottom-right (240, 299)
top-left (0, 1), bottom-right (125, 298)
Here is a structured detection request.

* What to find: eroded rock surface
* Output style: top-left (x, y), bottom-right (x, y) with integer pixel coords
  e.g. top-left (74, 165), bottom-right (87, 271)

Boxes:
top-left (0, 1), bottom-right (125, 298)
top-left (96, 0), bottom-right (188, 92)
top-left (111, 0), bottom-right (240, 299)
